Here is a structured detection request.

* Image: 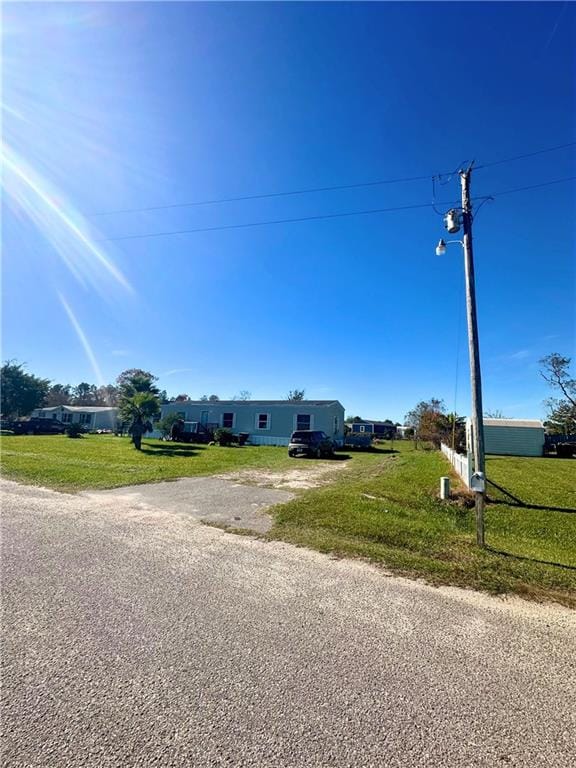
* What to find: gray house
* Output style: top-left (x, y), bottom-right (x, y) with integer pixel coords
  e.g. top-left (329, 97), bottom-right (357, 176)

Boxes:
top-left (156, 400), bottom-right (345, 446)
top-left (350, 420), bottom-right (397, 438)
top-left (31, 405), bottom-right (119, 432)
top-left (466, 417), bottom-right (545, 457)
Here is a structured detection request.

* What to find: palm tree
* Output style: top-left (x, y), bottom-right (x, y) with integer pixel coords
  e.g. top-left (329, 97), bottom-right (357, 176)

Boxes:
top-left (120, 392), bottom-right (160, 448)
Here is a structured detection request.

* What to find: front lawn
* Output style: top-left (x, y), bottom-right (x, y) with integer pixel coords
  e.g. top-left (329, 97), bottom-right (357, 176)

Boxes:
top-left (0, 434), bottom-right (296, 491)
top-left (2, 435), bottom-right (574, 606)
top-left (268, 444), bottom-right (576, 606)
top-left (485, 454), bottom-right (576, 567)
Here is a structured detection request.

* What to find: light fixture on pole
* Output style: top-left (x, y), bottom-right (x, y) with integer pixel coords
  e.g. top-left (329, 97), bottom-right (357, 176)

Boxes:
top-left (436, 238), bottom-right (463, 257)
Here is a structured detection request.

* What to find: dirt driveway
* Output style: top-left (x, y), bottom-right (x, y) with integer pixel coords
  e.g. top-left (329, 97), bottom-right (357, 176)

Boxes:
top-left (82, 461), bottom-right (345, 533)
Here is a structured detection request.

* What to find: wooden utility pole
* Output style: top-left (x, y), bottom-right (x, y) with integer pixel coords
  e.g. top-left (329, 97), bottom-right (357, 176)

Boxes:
top-left (460, 166), bottom-right (486, 547)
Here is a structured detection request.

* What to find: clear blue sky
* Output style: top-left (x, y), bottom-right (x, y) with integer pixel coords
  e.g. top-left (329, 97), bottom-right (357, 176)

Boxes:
top-left (2, 1), bottom-right (574, 422)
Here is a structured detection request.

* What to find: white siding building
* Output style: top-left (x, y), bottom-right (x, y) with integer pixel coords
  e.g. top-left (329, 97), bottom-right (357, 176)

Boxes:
top-left (31, 406), bottom-right (119, 432)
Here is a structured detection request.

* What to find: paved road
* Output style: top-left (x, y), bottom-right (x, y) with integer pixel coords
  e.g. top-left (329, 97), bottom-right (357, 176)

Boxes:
top-left (2, 479), bottom-right (576, 767)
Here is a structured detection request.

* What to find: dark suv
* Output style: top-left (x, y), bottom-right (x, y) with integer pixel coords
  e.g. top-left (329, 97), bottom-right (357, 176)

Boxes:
top-left (288, 430), bottom-right (335, 458)
top-left (11, 418), bottom-right (67, 435)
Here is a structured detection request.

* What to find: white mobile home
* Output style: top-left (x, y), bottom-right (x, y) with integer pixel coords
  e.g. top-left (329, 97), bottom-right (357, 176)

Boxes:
top-left (31, 405), bottom-right (120, 432)
top-left (157, 400), bottom-right (346, 446)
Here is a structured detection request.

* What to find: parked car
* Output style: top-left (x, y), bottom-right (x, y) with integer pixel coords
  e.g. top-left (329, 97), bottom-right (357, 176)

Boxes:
top-left (11, 418), bottom-right (67, 435)
top-left (288, 430), bottom-right (335, 458)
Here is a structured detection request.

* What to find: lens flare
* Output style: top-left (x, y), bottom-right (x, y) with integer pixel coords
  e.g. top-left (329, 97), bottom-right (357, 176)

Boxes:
top-left (58, 294), bottom-right (105, 386)
top-left (2, 143), bottom-right (133, 295)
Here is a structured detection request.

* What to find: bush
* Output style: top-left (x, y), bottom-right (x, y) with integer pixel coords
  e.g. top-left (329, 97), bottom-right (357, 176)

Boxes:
top-left (214, 428), bottom-right (234, 446)
top-left (157, 413), bottom-right (183, 438)
top-left (67, 423), bottom-right (84, 439)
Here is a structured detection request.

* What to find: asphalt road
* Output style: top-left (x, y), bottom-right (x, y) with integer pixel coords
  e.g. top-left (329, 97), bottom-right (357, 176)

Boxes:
top-left (2, 479), bottom-right (575, 767)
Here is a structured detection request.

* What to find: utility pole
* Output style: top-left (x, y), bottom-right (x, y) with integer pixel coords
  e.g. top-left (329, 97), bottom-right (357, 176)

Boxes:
top-left (460, 166), bottom-right (486, 547)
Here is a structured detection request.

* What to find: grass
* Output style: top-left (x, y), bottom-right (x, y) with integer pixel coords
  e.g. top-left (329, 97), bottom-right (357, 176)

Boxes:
top-left (484, 455), bottom-right (576, 568)
top-left (2, 434), bottom-right (574, 606)
top-left (267, 443), bottom-right (576, 607)
top-left (0, 434), bottom-right (296, 491)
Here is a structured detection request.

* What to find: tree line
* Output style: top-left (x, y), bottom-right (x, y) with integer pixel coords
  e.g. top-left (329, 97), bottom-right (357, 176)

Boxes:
top-left (0, 361), bottom-right (309, 420)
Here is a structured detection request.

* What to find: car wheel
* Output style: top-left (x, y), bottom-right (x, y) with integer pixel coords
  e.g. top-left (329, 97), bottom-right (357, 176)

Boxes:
top-left (288, 450), bottom-right (296, 458)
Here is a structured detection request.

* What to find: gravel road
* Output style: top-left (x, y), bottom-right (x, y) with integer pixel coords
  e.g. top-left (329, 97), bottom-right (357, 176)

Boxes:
top-left (2, 478), bottom-right (576, 767)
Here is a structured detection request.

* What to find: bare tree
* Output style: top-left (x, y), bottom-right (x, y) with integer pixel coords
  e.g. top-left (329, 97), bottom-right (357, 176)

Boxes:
top-left (484, 409), bottom-right (507, 419)
top-left (540, 353), bottom-right (576, 407)
top-left (286, 389), bottom-right (305, 401)
top-left (540, 353), bottom-right (576, 434)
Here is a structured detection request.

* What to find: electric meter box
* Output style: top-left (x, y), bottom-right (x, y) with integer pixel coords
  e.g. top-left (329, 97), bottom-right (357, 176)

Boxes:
top-left (470, 472), bottom-right (485, 493)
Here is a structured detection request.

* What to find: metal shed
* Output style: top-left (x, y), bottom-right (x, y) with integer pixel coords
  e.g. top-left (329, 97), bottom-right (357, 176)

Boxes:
top-left (481, 418), bottom-right (545, 457)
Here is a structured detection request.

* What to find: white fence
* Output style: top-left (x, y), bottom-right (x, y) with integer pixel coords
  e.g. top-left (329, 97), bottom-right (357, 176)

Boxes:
top-left (440, 443), bottom-right (472, 488)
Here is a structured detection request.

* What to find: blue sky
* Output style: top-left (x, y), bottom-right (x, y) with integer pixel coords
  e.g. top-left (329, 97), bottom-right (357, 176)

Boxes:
top-left (2, 1), bottom-right (574, 422)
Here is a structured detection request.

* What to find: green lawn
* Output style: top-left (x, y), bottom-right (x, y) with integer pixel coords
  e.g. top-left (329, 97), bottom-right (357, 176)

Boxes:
top-left (484, 454), bottom-right (576, 568)
top-left (0, 434), bottom-right (295, 491)
top-left (2, 434), bottom-right (574, 606)
top-left (268, 444), bottom-right (576, 606)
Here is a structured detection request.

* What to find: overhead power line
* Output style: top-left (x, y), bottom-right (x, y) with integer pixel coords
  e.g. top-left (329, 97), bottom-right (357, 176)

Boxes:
top-left (91, 140), bottom-right (576, 218)
top-left (92, 173), bottom-right (433, 217)
top-left (478, 175), bottom-right (576, 197)
top-left (103, 201), bottom-right (440, 242)
top-left (475, 141), bottom-right (576, 170)
top-left (102, 175), bottom-right (575, 243)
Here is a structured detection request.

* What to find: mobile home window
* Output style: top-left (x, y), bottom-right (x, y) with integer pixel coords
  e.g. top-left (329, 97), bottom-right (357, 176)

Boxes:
top-left (257, 413), bottom-right (269, 430)
top-left (296, 414), bottom-right (311, 431)
top-left (79, 414), bottom-right (92, 426)
top-left (222, 412), bottom-right (234, 429)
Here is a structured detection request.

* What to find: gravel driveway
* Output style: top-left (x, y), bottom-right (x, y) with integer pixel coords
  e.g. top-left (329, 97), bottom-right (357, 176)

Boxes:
top-left (2, 478), bottom-right (576, 767)
top-left (82, 476), bottom-right (295, 533)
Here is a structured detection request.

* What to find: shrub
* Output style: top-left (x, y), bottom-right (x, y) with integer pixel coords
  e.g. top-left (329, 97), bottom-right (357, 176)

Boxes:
top-left (156, 413), bottom-right (182, 438)
top-left (214, 428), bottom-right (234, 446)
top-left (67, 423), bottom-right (84, 439)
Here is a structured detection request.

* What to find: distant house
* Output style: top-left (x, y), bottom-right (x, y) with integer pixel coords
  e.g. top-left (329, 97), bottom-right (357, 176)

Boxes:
top-left (467, 418), bottom-right (545, 457)
top-left (156, 400), bottom-right (345, 446)
top-left (350, 420), bottom-right (397, 439)
top-left (31, 405), bottom-right (119, 432)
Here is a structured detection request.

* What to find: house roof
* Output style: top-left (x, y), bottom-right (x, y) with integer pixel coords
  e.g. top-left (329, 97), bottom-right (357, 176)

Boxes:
top-left (354, 419), bottom-right (395, 426)
top-left (40, 405), bottom-right (119, 413)
top-left (168, 400), bottom-right (343, 407)
top-left (483, 418), bottom-right (544, 428)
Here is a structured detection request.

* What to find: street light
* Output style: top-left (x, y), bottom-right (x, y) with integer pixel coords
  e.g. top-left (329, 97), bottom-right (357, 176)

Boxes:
top-left (436, 166), bottom-right (486, 548)
top-left (435, 238), bottom-right (463, 256)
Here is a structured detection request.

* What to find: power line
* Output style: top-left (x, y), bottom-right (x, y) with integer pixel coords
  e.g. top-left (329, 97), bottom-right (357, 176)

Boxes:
top-left (103, 201), bottom-right (440, 242)
top-left (101, 175), bottom-right (575, 243)
top-left (475, 141), bottom-right (576, 170)
top-left (91, 172), bottom-right (433, 217)
top-left (479, 175), bottom-right (576, 197)
top-left (91, 141), bottom-right (576, 218)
